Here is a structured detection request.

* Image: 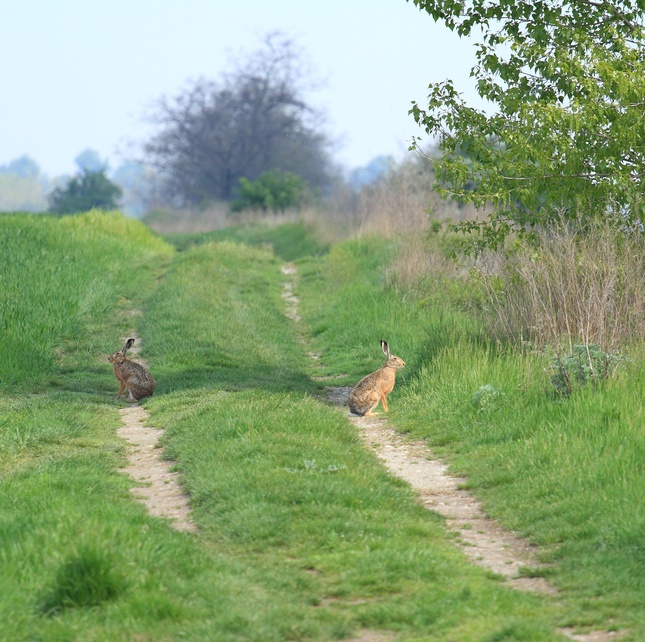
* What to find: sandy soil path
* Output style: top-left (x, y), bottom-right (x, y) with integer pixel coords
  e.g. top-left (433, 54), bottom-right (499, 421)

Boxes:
top-left (118, 404), bottom-right (196, 533)
top-left (329, 387), bottom-right (554, 593)
top-left (114, 329), bottom-right (196, 533)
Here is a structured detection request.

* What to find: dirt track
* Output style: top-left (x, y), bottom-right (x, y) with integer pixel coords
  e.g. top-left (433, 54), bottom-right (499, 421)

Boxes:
top-left (113, 266), bottom-right (623, 641)
top-left (118, 404), bottom-right (196, 533)
top-left (114, 329), bottom-right (196, 533)
top-left (329, 386), bottom-right (555, 593)
top-left (288, 264), bottom-right (623, 642)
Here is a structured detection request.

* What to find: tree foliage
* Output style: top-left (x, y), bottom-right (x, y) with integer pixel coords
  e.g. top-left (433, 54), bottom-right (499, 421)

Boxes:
top-left (48, 169), bottom-right (122, 215)
top-left (409, 0), bottom-right (645, 250)
top-left (230, 170), bottom-right (307, 213)
top-left (0, 155), bottom-right (41, 180)
top-left (144, 33), bottom-right (334, 207)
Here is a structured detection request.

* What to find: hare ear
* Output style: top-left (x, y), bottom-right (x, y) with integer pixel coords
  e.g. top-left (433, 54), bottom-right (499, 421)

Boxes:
top-left (123, 338), bottom-right (135, 354)
top-left (380, 340), bottom-right (389, 357)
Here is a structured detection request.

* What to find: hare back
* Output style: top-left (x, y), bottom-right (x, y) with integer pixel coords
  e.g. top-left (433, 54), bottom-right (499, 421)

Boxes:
top-left (355, 368), bottom-right (396, 396)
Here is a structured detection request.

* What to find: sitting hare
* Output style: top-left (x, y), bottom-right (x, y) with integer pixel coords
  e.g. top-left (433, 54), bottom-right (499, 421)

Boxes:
top-left (348, 340), bottom-right (405, 417)
top-left (108, 338), bottom-right (156, 402)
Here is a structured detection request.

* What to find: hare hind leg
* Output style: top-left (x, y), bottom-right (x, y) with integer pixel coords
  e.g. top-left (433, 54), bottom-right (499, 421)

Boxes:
top-left (349, 392), bottom-right (377, 417)
top-left (363, 396), bottom-right (382, 417)
top-left (125, 377), bottom-right (145, 402)
top-left (128, 381), bottom-right (154, 402)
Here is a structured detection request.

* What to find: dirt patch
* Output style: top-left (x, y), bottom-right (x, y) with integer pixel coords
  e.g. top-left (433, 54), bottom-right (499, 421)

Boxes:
top-left (344, 631), bottom-right (397, 642)
top-left (118, 405), bottom-right (196, 533)
top-left (558, 631), bottom-right (625, 642)
top-left (281, 263), bottom-right (300, 321)
top-left (114, 329), bottom-right (196, 533)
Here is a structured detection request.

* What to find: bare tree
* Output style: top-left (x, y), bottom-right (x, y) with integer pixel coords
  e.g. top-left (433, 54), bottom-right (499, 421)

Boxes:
top-left (144, 33), bottom-right (335, 207)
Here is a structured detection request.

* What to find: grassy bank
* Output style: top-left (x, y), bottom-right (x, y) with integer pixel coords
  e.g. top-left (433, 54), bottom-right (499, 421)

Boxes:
top-left (297, 232), bottom-right (645, 638)
top-left (163, 220), bottom-right (329, 261)
top-left (0, 211), bottom-right (173, 390)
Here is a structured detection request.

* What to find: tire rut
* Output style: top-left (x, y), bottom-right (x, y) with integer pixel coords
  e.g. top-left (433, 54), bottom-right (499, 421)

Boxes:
top-left (115, 326), bottom-right (196, 533)
top-left (331, 387), bottom-right (554, 594)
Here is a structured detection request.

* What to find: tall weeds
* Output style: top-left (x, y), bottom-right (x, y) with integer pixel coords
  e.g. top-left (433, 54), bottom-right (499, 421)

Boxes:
top-left (324, 155), bottom-right (480, 238)
top-left (476, 221), bottom-right (645, 354)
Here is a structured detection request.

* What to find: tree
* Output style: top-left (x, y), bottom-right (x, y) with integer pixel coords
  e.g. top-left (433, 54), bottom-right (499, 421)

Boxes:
top-left (409, 0), bottom-right (645, 250)
top-left (48, 169), bottom-right (122, 214)
top-left (144, 33), bottom-right (334, 207)
top-left (348, 155), bottom-right (395, 189)
top-left (0, 155), bottom-right (47, 212)
top-left (112, 161), bottom-right (159, 217)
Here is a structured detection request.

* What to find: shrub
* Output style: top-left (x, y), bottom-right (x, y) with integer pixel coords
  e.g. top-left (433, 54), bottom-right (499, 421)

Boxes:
top-left (230, 170), bottom-right (307, 213)
top-left (471, 384), bottom-right (504, 412)
top-left (548, 343), bottom-right (627, 397)
top-left (48, 169), bottom-right (122, 214)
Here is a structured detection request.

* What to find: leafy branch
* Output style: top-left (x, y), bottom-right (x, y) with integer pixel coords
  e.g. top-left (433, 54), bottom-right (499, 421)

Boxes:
top-left (409, 0), bottom-right (645, 250)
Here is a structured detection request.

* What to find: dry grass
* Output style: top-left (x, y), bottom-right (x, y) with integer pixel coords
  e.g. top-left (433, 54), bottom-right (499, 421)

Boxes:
top-left (325, 155), bottom-right (481, 292)
top-left (141, 202), bottom-right (345, 243)
top-left (331, 155), bottom-right (480, 238)
top-left (143, 203), bottom-right (230, 234)
top-left (137, 156), bottom-right (484, 300)
top-left (140, 155), bottom-right (480, 249)
top-left (476, 221), bottom-right (645, 353)
top-left (387, 230), bottom-right (470, 292)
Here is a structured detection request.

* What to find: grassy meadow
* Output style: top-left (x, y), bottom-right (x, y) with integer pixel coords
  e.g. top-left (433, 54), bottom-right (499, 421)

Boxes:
top-left (1, 211), bottom-right (643, 641)
top-left (298, 234), bottom-right (645, 636)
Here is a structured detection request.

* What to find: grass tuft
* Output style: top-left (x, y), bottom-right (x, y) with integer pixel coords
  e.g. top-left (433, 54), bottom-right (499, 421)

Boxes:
top-left (39, 546), bottom-right (127, 615)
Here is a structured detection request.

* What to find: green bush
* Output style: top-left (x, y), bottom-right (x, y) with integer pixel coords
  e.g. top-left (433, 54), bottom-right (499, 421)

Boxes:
top-left (548, 343), bottom-right (627, 397)
top-left (230, 170), bottom-right (307, 213)
top-left (48, 169), bottom-right (122, 214)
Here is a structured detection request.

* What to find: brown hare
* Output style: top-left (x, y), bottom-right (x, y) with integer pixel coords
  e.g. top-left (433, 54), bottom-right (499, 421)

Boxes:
top-left (348, 340), bottom-right (405, 417)
top-left (108, 338), bottom-right (156, 402)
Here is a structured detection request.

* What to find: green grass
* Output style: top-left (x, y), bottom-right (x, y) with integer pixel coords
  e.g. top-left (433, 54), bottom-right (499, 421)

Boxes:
top-left (164, 220), bottom-right (329, 261)
top-left (0, 210), bottom-right (173, 390)
top-left (139, 232), bottom-right (562, 640)
top-left (0, 392), bottom-right (204, 641)
top-left (5, 214), bottom-right (637, 640)
top-left (297, 236), bottom-right (479, 386)
top-left (398, 344), bottom-right (645, 630)
top-left (297, 234), bottom-right (645, 639)
top-left (140, 240), bottom-right (313, 395)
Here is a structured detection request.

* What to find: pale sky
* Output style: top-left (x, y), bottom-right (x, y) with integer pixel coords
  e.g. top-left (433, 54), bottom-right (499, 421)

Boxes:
top-left (0, 0), bottom-right (481, 178)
